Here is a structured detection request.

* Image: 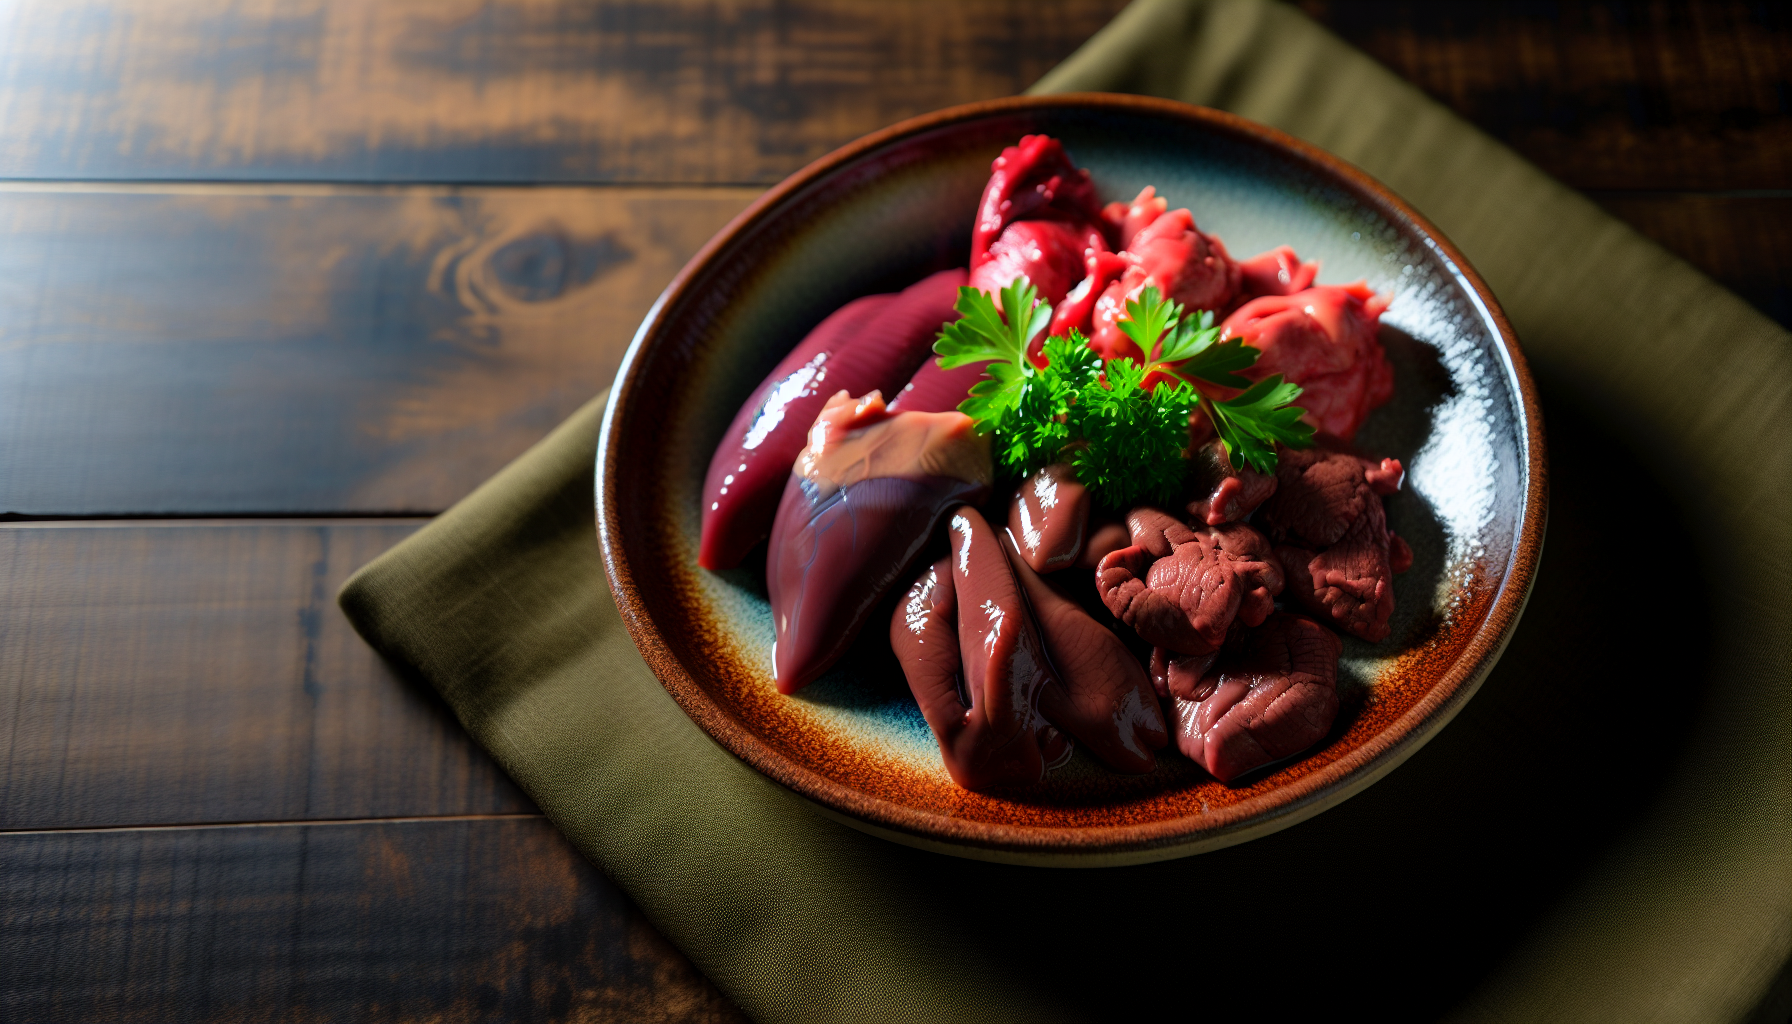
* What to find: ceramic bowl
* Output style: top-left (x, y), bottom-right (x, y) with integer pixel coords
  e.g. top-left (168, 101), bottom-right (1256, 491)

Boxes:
top-left (598, 94), bottom-right (1545, 867)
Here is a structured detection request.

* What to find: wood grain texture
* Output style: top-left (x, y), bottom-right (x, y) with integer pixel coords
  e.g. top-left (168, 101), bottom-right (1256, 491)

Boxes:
top-left (0, 184), bottom-right (752, 516)
top-left (1592, 193), bottom-right (1792, 327)
top-left (0, 0), bottom-right (1128, 184)
top-left (0, 816), bottom-right (749, 1023)
top-left (0, 521), bottom-right (535, 829)
top-left (1299, 0), bottom-right (1792, 191)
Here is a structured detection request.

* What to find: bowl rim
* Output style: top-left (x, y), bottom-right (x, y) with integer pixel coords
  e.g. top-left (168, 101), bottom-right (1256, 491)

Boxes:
top-left (598, 92), bottom-right (1548, 863)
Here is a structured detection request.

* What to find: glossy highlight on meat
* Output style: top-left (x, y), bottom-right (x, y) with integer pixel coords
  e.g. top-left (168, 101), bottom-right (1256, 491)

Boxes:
top-left (1220, 283), bottom-right (1393, 441)
top-left (1003, 531), bottom-right (1166, 773)
top-left (1172, 613), bottom-right (1342, 783)
top-left (1006, 463), bottom-right (1090, 573)
top-left (767, 392), bottom-right (991, 692)
top-left (1096, 509), bottom-right (1282, 655)
top-left (891, 508), bottom-right (1071, 791)
top-left (699, 268), bottom-right (965, 570)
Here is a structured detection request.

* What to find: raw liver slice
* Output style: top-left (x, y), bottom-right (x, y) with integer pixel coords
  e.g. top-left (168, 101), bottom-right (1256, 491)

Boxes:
top-left (890, 507), bottom-right (1072, 791)
top-left (699, 268), bottom-right (966, 570)
top-left (767, 394), bottom-right (990, 691)
top-left (1003, 530), bottom-right (1166, 774)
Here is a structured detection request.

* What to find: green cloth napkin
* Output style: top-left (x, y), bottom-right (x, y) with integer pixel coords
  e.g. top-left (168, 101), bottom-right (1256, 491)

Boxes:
top-left (340, 1), bottom-right (1791, 1020)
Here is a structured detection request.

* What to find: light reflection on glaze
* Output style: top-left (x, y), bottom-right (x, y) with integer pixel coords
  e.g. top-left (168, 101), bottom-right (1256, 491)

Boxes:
top-left (743, 351), bottom-right (829, 450)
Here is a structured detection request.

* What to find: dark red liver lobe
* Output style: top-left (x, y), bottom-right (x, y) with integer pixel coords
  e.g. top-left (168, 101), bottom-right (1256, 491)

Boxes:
top-left (889, 507), bottom-right (1071, 791)
top-left (1171, 612), bottom-right (1342, 783)
top-left (698, 268), bottom-right (965, 570)
top-left (1006, 463), bottom-right (1090, 573)
top-left (1003, 531), bottom-right (1166, 774)
top-left (768, 474), bottom-right (984, 693)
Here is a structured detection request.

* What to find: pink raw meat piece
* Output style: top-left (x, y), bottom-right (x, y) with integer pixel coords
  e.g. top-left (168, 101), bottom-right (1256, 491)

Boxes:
top-left (1218, 282), bottom-right (1393, 441)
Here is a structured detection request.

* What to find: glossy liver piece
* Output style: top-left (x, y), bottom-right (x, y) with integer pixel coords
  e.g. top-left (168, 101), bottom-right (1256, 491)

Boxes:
top-left (1006, 463), bottom-right (1090, 573)
top-left (928, 507), bottom-right (1072, 790)
top-left (699, 268), bottom-right (966, 570)
top-left (767, 393), bottom-right (990, 692)
top-left (1003, 531), bottom-right (1166, 774)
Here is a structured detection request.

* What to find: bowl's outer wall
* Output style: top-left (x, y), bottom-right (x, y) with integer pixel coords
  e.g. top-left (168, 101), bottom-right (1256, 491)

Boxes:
top-left (600, 97), bottom-right (1544, 863)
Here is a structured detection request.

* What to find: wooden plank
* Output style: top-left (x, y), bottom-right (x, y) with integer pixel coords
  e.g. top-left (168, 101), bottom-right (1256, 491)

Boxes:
top-left (0, 0), bottom-right (1127, 184)
top-left (0, 184), bottom-right (753, 516)
top-left (1592, 193), bottom-right (1792, 328)
top-left (0, 816), bottom-right (748, 1023)
top-left (1299, 0), bottom-right (1792, 191)
top-left (0, 521), bottom-right (536, 829)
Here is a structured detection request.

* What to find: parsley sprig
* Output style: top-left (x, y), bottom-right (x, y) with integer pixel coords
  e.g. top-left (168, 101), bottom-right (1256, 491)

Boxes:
top-left (932, 280), bottom-right (1313, 506)
top-left (1119, 287), bottom-right (1315, 474)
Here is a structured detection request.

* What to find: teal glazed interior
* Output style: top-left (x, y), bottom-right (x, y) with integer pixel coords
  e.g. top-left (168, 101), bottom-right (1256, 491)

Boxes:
top-left (601, 97), bottom-right (1542, 864)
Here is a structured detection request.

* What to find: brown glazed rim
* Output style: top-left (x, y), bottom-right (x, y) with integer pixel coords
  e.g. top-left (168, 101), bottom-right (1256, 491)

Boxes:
top-left (598, 93), bottom-right (1548, 862)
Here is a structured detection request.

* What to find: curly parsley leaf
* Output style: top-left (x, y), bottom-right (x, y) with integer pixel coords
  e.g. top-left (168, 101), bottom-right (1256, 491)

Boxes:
top-left (1201, 376), bottom-right (1315, 475)
top-left (1068, 357), bottom-right (1199, 508)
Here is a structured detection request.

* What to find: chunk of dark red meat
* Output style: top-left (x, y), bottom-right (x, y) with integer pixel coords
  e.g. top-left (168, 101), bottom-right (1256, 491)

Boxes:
top-left (1006, 463), bottom-right (1090, 573)
top-left (969, 220), bottom-right (1105, 306)
top-left (768, 393), bottom-right (991, 691)
top-left (1002, 530), bottom-right (1167, 774)
top-left (1096, 509), bottom-right (1282, 656)
top-left (971, 135), bottom-right (1107, 270)
top-left (1184, 437), bottom-right (1277, 526)
top-left (772, 474), bottom-right (985, 692)
top-left (897, 507), bottom-right (1072, 791)
top-left (1257, 445), bottom-right (1408, 642)
top-left (1172, 612), bottom-right (1342, 783)
top-left (699, 268), bottom-right (965, 570)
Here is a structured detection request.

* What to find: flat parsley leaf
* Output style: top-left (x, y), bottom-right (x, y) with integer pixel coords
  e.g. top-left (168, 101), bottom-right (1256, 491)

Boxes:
top-left (927, 276), bottom-right (1312, 505)
top-left (1203, 375), bottom-right (1316, 475)
top-left (935, 279), bottom-right (1050, 429)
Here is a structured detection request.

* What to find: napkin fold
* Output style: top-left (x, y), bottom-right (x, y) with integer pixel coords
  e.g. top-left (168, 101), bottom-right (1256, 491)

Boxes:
top-left (341, 1), bottom-right (1791, 1020)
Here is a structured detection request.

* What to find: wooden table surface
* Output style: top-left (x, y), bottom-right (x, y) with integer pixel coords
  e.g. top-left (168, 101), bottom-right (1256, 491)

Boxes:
top-left (1, 1), bottom-right (1786, 1020)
